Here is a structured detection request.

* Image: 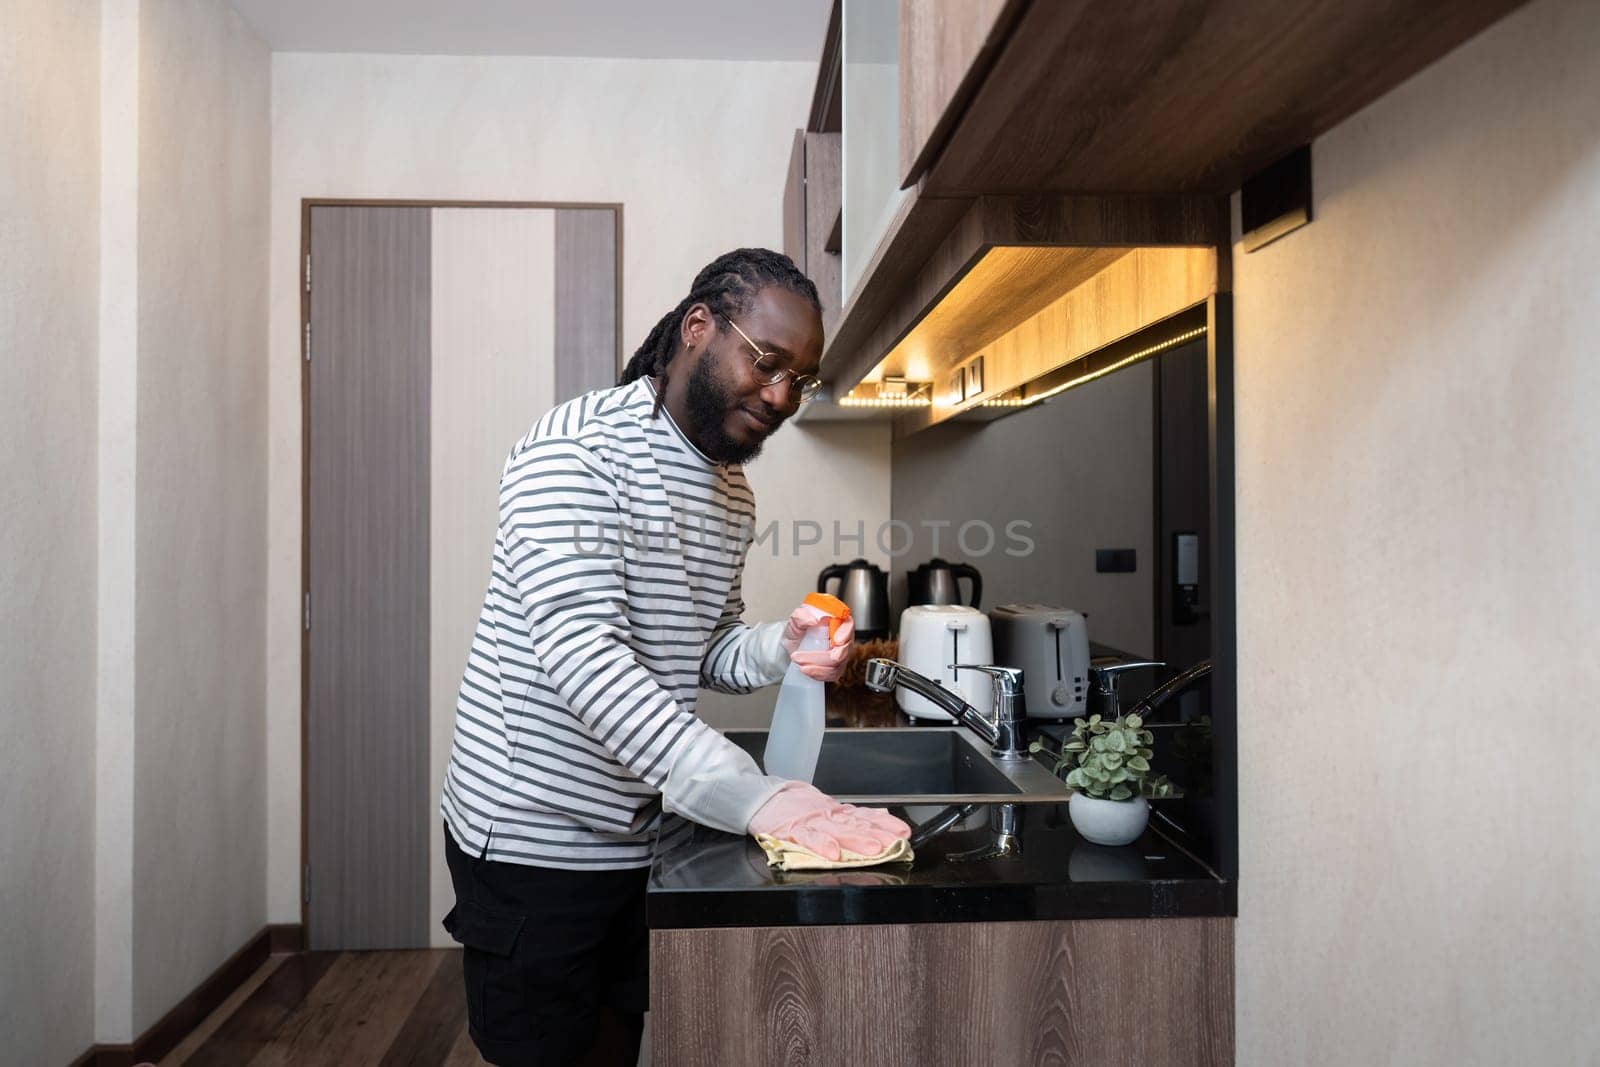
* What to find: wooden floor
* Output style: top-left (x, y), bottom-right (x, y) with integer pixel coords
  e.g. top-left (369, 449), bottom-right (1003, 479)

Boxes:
top-left (160, 949), bottom-right (489, 1066)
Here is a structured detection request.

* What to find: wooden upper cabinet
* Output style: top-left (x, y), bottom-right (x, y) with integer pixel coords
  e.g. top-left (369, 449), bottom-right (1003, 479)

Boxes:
top-left (803, 132), bottom-right (843, 336)
top-left (804, 0), bottom-right (1530, 424)
top-left (909, 0), bottom-right (1529, 196)
top-left (897, 0), bottom-right (1022, 190)
top-left (783, 128), bottom-right (844, 338)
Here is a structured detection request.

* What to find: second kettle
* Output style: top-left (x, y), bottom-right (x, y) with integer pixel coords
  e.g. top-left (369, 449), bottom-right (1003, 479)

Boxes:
top-left (907, 557), bottom-right (982, 609)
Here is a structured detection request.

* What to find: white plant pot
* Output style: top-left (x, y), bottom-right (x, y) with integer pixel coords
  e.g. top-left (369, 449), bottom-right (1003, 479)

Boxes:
top-left (1068, 793), bottom-right (1150, 847)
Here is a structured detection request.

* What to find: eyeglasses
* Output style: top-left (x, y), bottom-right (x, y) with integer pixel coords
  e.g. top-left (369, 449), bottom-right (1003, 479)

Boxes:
top-left (720, 314), bottom-right (823, 403)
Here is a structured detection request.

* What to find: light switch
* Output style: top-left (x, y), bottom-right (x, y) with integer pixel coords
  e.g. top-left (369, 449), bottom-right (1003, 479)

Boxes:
top-left (1095, 548), bottom-right (1137, 573)
top-left (965, 357), bottom-right (984, 396)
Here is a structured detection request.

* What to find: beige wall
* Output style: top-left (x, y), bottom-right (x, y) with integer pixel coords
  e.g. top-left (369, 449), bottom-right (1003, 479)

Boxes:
top-left (128, 0), bottom-right (272, 1034)
top-left (0, 2), bottom-right (101, 1061)
top-left (1232, 0), bottom-right (1600, 1059)
top-left (96, 0), bottom-right (138, 1039)
top-left (267, 53), bottom-right (893, 923)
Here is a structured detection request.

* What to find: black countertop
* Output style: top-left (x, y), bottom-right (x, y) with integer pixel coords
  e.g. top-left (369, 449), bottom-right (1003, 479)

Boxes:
top-left (649, 675), bottom-right (1232, 931)
top-left (647, 799), bottom-right (1233, 930)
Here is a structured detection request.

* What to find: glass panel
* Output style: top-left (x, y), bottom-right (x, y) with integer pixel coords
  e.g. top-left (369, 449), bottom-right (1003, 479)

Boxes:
top-left (887, 323), bottom-right (1221, 860)
top-left (842, 0), bottom-right (907, 301)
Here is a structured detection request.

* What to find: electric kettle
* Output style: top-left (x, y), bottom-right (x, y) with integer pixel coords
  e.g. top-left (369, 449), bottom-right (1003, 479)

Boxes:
top-left (817, 558), bottom-right (890, 640)
top-left (907, 557), bottom-right (983, 609)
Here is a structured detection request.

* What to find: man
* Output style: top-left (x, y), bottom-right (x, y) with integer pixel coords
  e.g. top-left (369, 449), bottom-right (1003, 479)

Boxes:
top-left (439, 248), bottom-right (910, 1065)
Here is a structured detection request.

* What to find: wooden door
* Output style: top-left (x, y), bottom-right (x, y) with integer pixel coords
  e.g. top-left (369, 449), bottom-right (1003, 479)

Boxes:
top-left (305, 202), bottom-right (621, 950)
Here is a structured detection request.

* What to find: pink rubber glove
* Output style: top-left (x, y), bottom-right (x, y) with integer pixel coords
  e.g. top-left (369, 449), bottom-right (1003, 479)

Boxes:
top-left (781, 604), bottom-right (855, 682)
top-left (748, 783), bottom-right (911, 861)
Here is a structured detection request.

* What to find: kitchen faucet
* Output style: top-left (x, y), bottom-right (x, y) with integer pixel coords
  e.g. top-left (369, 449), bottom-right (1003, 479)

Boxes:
top-left (1087, 659), bottom-right (1213, 722)
top-left (1125, 660), bottom-right (1213, 723)
top-left (863, 659), bottom-right (1029, 761)
top-left (1087, 660), bottom-right (1165, 718)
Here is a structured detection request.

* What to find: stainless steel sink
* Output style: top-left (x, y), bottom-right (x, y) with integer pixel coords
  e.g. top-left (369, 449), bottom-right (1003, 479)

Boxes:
top-left (723, 727), bottom-right (1070, 804)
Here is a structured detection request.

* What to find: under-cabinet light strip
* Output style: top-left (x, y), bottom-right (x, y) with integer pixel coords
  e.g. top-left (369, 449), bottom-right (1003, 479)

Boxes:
top-left (992, 324), bottom-right (1209, 407)
top-left (835, 395), bottom-right (934, 408)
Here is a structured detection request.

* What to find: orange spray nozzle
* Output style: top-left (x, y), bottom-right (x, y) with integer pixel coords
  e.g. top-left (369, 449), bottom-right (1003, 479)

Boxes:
top-left (802, 592), bottom-right (851, 641)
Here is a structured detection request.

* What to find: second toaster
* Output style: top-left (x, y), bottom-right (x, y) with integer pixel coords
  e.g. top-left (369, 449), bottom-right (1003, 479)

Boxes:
top-left (989, 603), bottom-right (1091, 719)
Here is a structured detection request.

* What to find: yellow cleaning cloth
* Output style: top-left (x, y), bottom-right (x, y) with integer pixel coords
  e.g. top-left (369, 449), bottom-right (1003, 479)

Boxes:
top-left (755, 833), bottom-right (914, 871)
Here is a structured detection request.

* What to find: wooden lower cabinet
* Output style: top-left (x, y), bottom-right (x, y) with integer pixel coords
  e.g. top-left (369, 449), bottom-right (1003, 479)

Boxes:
top-left (650, 917), bottom-right (1233, 1066)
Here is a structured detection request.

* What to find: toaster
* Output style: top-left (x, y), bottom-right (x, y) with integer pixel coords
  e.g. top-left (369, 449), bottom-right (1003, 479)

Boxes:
top-left (894, 604), bottom-right (994, 721)
top-left (989, 603), bottom-right (1091, 719)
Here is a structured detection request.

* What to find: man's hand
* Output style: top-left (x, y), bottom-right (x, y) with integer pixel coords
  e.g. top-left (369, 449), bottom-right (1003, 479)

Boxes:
top-left (780, 603), bottom-right (855, 682)
top-left (747, 782), bottom-right (910, 861)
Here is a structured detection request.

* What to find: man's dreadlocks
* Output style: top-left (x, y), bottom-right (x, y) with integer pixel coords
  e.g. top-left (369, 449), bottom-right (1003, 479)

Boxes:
top-left (618, 248), bottom-right (821, 417)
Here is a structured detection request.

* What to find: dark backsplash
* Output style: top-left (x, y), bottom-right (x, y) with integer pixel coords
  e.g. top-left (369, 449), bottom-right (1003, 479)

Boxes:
top-left (888, 338), bottom-right (1224, 873)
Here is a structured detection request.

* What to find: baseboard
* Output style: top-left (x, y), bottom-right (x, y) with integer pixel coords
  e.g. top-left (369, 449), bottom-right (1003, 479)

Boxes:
top-left (269, 922), bottom-right (306, 954)
top-left (69, 922), bottom-right (302, 1067)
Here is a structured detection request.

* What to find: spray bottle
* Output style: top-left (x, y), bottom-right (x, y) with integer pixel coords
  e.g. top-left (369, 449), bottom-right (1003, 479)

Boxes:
top-left (762, 592), bottom-right (850, 783)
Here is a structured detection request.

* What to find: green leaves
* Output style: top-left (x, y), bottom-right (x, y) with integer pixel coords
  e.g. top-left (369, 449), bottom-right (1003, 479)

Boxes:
top-left (1050, 708), bottom-right (1184, 801)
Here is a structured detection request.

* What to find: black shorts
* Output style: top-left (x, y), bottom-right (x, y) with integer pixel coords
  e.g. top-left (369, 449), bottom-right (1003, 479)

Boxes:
top-left (442, 824), bottom-right (649, 1066)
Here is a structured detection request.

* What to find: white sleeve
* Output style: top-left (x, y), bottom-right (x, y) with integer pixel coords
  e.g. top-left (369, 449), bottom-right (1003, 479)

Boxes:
top-left (661, 720), bottom-right (790, 834)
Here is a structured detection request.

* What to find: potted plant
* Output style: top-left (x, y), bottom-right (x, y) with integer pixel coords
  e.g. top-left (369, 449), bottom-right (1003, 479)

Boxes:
top-left (1031, 712), bottom-right (1178, 846)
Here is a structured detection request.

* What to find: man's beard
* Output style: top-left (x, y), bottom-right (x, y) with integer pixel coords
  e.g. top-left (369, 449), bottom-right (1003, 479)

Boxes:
top-left (685, 357), bottom-right (766, 465)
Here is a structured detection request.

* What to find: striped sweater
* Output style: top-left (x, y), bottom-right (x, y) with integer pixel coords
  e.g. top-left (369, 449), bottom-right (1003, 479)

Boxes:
top-left (440, 376), bottom-right (792, 869)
